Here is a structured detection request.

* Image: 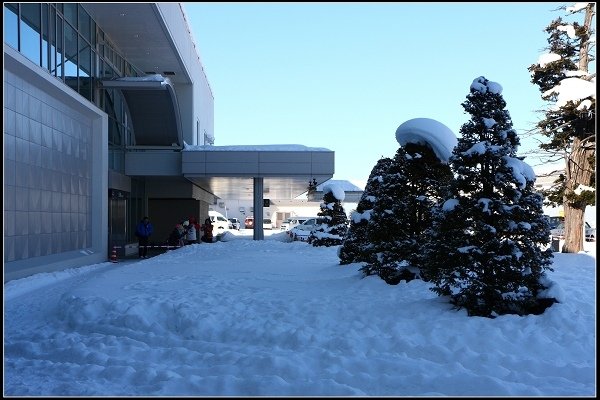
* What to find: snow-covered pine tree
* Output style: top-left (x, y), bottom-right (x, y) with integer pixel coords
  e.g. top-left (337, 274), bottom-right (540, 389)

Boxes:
top-left (363, 140), bottom-right (453, 285)
top-left (338, 157), bottom-right (393, 265)
top-left (527, 3), bottom-right (596, 253)
top-left (309, 184), bottom-right (348, 247)
top-left (421, 76), bottom-right (555, 318)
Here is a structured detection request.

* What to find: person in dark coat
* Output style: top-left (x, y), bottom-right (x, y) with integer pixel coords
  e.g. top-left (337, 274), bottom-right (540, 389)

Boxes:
top-left (167, 224), bottom-right (185, 248)
top-left (200, 218), bottom-right (214, 243)
top-left (135, 217), bottom-right (153, 258)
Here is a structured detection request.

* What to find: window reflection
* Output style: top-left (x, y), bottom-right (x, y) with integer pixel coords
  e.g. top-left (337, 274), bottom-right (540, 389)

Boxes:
top-left (56, 15), bottom-right (63, 79)
top-left (42, 3), bottom-right (49, 70)
top-left (78, 4), bottom-right (90, 43)
top-left (48, 6), bottom-right (57, 77)
top-left (20, 3), bottom-right (41, 65)
top-left (3, 3), bottom-right (18, 49)
top-left (78, 33), bottom-right (91, 100)
top-left (64, 22), bottom-right (78, 92)
top-left (62, 3), bottom-right (76, 28)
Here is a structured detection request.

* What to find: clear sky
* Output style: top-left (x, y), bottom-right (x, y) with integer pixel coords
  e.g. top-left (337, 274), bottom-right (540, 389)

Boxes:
top-left (183, 2), bottom-right (571, 187)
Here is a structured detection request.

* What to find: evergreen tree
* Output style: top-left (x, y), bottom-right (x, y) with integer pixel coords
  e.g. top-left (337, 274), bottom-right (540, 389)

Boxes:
top-left (363, 141), bottom-right (453, 285)
top-left (338, 157), bottom-right (393, 265)
top-left (527, 3), bottom-right (595, 253)
top-left (422, 76), bottom-right (555, 318)
top-left (309, 185), bottom-right (348, 247)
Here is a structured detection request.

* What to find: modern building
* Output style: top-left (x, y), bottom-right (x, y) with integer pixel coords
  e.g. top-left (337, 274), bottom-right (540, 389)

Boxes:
top-left (3, 3), bottom-right (334, 281)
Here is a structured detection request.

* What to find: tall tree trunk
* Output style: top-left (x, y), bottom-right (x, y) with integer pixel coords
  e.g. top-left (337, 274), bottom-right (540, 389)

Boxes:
top-left (562, 138), bottom-right (594, 252)
top-left (562, 206), bottom-right (585, 253)
top-left (562, 3), bottom-right (595, 253)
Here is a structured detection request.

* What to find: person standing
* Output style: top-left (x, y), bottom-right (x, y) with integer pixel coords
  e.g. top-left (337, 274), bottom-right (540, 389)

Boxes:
top-left (186, 219), bottom-right (197, 245)
top-left (200, 218), bottom-right (214, 243)
top-left (135, 216), bottom-right (153, 258)
top-left (191, 217), bottom-right (201, 242)
top-left (182, 220), bottom-right (190, 244)
top-left (167, 224), bottom-right (185, 248)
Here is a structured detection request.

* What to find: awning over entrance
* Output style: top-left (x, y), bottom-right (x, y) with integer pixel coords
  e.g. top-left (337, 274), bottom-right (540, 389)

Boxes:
top-left (124, 144), bottom-right (334, 240)
top-left (181, 144), bottom-right (335, 240)
top-left (181, 144), bottom-right (335, 200)
top-left (101, 75), bottom-right (182, 148)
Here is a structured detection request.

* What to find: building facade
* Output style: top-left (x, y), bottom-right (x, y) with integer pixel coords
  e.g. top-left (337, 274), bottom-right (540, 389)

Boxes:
top-left (4, 3), bottom-right (334, 281)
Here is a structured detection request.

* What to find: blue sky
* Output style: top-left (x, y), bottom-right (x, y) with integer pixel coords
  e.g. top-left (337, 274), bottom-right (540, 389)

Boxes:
top-left (183, 2), bottom-right (570, 187)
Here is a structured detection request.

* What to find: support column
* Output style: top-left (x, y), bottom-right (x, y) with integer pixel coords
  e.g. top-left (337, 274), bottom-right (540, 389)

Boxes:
top-left (253, 177), bottom-right (264, 240)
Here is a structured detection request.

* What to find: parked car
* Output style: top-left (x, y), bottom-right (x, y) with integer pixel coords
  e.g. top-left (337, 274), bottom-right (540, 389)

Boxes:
top-left (545, 215), bottom-right (564, 230)
top-left (228, 218), bottom-right (241, 230)
top-left (550, 221), bottom-right (596, 241)
top-left (280, 217), bottom-right (313, 231)
top-left (288, 217), bottom-right (319, 242)
top-left (263, 218), bottom-right (273, 230)
top-left (208, 210), bottom-right (230, 231)
top-left (244, 216), bottom-right (254, 229)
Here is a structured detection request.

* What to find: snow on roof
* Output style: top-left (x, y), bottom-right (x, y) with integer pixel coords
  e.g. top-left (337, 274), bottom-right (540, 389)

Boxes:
top-left (316, 180), bottom-right (363, 192)
top-left (395, 118), bottom-right (458, 163)
top-left (183, 143), bottom-right (331, 152)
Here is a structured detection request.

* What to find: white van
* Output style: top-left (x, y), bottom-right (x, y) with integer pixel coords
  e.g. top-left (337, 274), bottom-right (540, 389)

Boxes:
top-left (208, 210), bottom-right (230, 231)
top-left (280, 217), bottom-right (314, 231)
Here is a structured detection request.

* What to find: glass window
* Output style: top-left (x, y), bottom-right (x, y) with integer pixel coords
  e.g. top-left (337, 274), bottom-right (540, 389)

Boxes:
top-left (64, 23), bottom-right (78, 91)
top-left (42, 3), bottom-right (49, 70)
top-left (4, 3), bottom-right (19, 50)
top-left (78, 33), bottom-right (92, 100)
top-left (105, 90), bottom-right (122, 146)
top-left (100, 59), bottom-right (116, 80)
top-left (90, 49), bottom-right (98, 104)
top-left (48, 6), bottom-right (57, 77)
top-left (97, 28), bottom-right (104, 53)
top-left (90, 19), bottom-right (96, 46)
top-left (78, 4), bottom-right (90, 43)
top-left (20, 3), bottom-right (41, 65)
top-left (55, 16), bottom-right (63, 79)
top-left (109, 117), bottom-right (122, 146)
top-left (62, 3), bottom-right (77, 28)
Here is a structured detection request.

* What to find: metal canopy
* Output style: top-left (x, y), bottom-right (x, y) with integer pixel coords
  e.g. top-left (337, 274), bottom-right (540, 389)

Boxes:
top-left (102, 76), bottom-right (183, 148)
top-left (181, 147), bottom-right (335, 200)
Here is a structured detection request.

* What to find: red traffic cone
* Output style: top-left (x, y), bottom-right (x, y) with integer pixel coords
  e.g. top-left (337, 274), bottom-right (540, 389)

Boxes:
top-left (110, 246), bottom-right (118, 263)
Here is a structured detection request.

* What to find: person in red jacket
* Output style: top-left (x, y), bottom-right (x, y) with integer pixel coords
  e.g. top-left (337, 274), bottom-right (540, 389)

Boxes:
top-left (200, 218), bottom-right (214, 243)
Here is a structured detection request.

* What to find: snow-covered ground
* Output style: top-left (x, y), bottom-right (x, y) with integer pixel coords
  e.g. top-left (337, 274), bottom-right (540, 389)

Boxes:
top-left (3, 230), bottom-right (596, 396)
